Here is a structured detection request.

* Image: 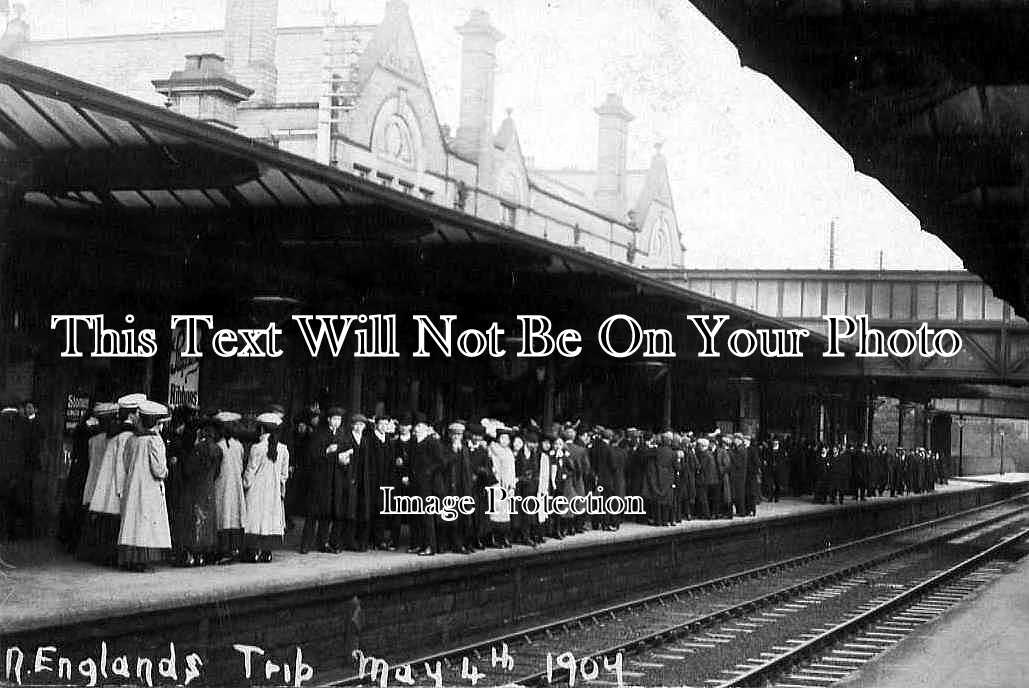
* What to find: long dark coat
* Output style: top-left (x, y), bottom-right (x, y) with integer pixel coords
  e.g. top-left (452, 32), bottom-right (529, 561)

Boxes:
top-left (851, 448), bottom-right (870, 488)
top-left (366, 432), bottom-right (395, 515)
top-left (442, 442), bottom-right (474, 497)
top-left (831, 450), bottom-right (853, 492)
top-left (174, 437), bottom-right (220, 550)
top-left (698, 447), bottom-right (718, 486)
top-left (729, 445), bottom-right (748, 513)
top-left (625, 443), bottom-right (644, 498)
top-left (645, 445), bottom-right (677, 505)
top-left (680, 445), bottom-right (698, 504)
top-left (596, 441), bottom-right (626, 498)
top-left (410, 435), bottom-right (445, 499)
top-left (772, 448), bottom-right (790, 489)
top-left (306, 425), bottom-right (346, 519)
top-left (59, 420), bottom-right (98, 547)
top-left (0, 412), bottom-right (29, 504)
top-left (566, 443), bottom-right (589, 498)
top-left (746, 444), bottom-right (761, 502)
top-left (341, 430), bottom-right (373, 522)
top-left (715, 446), bottom-right (733, 506)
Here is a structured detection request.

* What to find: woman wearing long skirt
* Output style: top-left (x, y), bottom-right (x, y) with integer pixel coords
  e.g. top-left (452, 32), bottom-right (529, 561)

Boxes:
top-left (87, 393), bottom-right (145, 565)
top-left (213, 412), bottom-right (246, 563)
top-left (242, 412), bottom-right (290, 563)
top-left (173, 415), bottom-right (221, 566)
top-left (75, 403), bottom-right (118, 561)
top-left (487, 426), bottom-right (515, 548)
top-left (117, 401), bottom-right (172, 572)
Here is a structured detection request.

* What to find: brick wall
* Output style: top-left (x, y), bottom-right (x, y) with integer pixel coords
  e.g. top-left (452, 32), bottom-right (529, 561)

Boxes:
top-left (952, 416), bottom-right (1029, 475)
top-left (5, 482), bottom-right (1022, 685)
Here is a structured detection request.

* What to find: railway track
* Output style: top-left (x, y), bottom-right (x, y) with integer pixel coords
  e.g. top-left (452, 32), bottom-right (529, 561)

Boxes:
top-left (326, 496), bottom-right (1029, 688)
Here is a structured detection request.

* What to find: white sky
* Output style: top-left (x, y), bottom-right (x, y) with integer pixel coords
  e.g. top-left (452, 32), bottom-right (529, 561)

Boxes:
top-left (22, 0), bottom-right (964, 270)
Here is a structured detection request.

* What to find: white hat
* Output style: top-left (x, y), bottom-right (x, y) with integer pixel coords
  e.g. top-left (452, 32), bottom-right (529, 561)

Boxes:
top-left (94, 402), bottom-right (119, 416)
top-left (256, 412), bottom-right (282, 426)
top-left (214, 411), bottom-right (242, 423)
top-left (138, 400), bottom-right (168, 417)
top-left (117, 393), bottom-right (147, 409)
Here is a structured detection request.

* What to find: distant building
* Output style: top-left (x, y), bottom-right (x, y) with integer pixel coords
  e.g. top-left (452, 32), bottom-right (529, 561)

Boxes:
top-left (1, 0), bottom-right (684, 268)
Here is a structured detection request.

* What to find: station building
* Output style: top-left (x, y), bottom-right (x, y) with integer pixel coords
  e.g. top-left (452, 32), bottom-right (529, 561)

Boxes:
top-left (0, 2), bottom-right (871, 535)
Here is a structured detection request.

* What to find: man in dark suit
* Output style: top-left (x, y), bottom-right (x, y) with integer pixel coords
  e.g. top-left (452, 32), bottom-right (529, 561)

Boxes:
top-left (745, 436), bottom-right (762, 516)
top-left (647, 432), bottom-right (678, 526)
top-left (696, 437), bottom-right (717, 519)
top-left (679, 434), bottom-right (698, 521)
top-left (0, 402), bottom-right (30, 541)
top-left (368, 415), bottom-right (399, 550)
top-left (409, 414), bottom-right (443, 556)
top-left (300, 406), bottom-right (345, 553)
top-left (729, 434), bottom-right (748, 517)
top-left (595, 428), bottom-right (624, 530)
top-left (563, 427), bottom-right (590, 533)
top-left (340, 413), bottom-right (372, 551)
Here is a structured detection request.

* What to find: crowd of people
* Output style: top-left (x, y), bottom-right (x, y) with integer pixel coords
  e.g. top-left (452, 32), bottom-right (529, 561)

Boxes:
top-left (17, 396), bottom-right (951, 572)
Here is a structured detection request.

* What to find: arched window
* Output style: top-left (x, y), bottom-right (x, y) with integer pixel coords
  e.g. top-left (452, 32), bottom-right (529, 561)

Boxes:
top-left (382, 115), bottom-right (415, 166)
top-left (371, 92), bottom-right (423, 171)
top-left (649, 216), bottom-right (674, 267)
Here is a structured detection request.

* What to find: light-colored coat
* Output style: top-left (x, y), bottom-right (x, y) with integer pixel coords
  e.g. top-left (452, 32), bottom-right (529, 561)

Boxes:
top-left (488, 442), bottom-right (516, 524)
top-left (215, 438), bottom-right (246, 531)
top-left (81, 433), bottom-right (109, 507)
top-left (243, 435), bottom-right (290, 537)
top-left (88, 429), bottom-right (133, 515)
top-left (117, 432), bottom-right (172, 549)
top-left (535, 451), bottom-right (550, 524)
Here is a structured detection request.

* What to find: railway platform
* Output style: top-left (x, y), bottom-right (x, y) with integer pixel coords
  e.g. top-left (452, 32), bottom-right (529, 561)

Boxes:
top-left (1, 475), bottom-right (1026, 685)
top-left (840, 526), bottom-right (1029, 688)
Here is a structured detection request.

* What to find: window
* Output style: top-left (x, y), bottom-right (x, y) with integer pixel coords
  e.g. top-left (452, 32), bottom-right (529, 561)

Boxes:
top-left (648, 216), bottom-right (675, 267)
top-left (382, 115), bottom-right (415, 166)
top-left (501, 202), bottom-right (517, 227)
top-left (371, 94), bottom-right (422, 171)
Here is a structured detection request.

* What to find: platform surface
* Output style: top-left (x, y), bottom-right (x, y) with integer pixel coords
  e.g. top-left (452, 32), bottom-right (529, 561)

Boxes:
top-left (841, 534), bottom-right (1029, 688)
top-left (0, 476), bottom-right (1025, 634)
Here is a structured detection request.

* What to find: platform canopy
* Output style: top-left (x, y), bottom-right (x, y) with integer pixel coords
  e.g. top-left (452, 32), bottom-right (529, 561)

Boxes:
top-left (691, 0), bottom-right (1029, 320)
top-left (0, 54), bottom-right (842, 363)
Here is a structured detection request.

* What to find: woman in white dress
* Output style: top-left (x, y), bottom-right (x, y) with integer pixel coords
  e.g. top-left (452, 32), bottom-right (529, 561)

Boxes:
top-left (487, 427), bottom-right (516, 548)
top-left (117, 400), bottom-right (172, 572)
top-left (242, 412), bottom-right (290, 563)
top-left (213, 411), bottom-right (246, 563)
top-left (87, 393), bottom-right (145, 566)
top-left (75, 402), bottom-right (117, 562)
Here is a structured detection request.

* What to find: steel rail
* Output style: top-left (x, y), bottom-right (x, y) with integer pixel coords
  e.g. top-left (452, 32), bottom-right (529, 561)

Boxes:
top-left (327, 492), bottom-right (1029, 687)
top-left (716, 525), bottom-right (1029, 687)
top-left (510, 503), bottom-right (1029, 687)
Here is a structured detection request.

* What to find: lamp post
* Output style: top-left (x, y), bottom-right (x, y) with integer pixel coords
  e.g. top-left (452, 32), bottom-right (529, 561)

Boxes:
top-left (999, 429), bottom-right (1006, 476)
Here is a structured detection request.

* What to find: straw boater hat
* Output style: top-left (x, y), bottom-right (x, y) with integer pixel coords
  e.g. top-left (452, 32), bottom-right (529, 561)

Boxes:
top-left (214, 411), bottom-right (242, 423)
top-left (256, 412), bottom-right (282, 426)
top-left (138, 400), bottom-right (169, 418)
top-left (448, 420), bottom-right (466, 434)
top-left (94, 402), bottom-right (119, 417)
top-left (117, 393), bottom-right (147, 410)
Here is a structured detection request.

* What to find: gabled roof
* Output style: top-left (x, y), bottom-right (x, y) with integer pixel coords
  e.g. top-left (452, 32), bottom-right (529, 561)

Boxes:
top-left (0, 55), bottom-right (838, 350)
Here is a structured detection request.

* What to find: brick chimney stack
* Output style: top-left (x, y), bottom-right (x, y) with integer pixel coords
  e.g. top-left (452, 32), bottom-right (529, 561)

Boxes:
top-left (454, 9), bottom-right (503, 181)
top-left (153, 54), bottom-right (253, 130)
top-left (594, 93), bottom-right (634, 216)
top-left (223, 0), bottom-right (279, 107)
